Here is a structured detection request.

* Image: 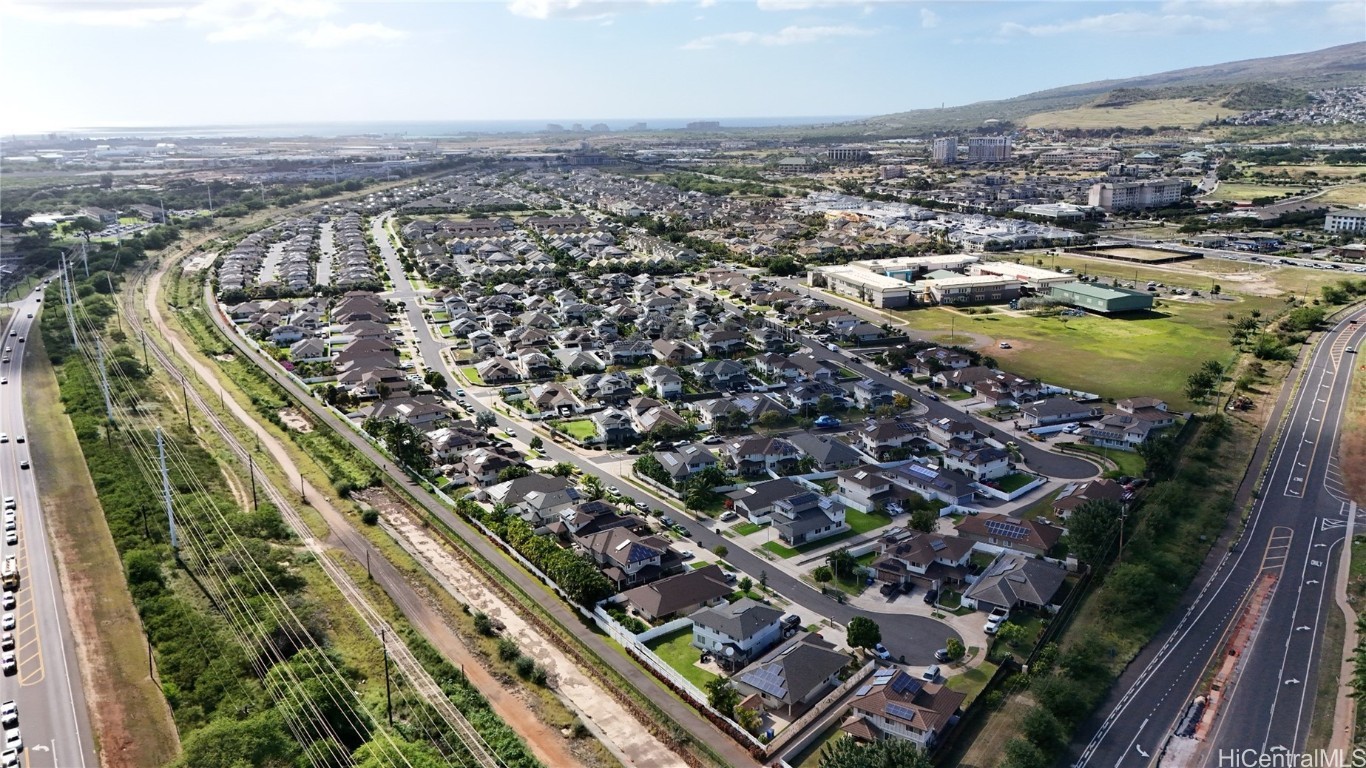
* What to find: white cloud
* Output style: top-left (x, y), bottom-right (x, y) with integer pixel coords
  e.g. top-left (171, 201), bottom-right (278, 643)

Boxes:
top-left (3, 0), bottom-right (403, 45)
top-left (682, 23), bottom-right (874, 49)
top-left (919, 7), bottom-right (938, 28)
top-left (998, 11), bottom-right (1232, 37)
top-left (506, 0), bottom-right (680, 20)
top-left (294, 21), bottom-right (405, 48)
top-left (756, 0), bottom-right (905, 10)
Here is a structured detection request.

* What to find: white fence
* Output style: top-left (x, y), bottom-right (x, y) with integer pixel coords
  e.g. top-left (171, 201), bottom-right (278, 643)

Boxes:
top-left (973, 473), bottom-right (1047, 502)
top-left (634, 616), bottom-right (694, 645)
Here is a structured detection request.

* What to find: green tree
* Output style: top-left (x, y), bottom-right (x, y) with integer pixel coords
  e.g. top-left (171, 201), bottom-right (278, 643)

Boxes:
top-left (847, 616), bottom-right (882, 649)
top-left (826, 548), bottom-right (857, 580)
top-left (169, 710), bottom-right (296, 768)
top-left (712, 544), bottom-right (729, 558)
top-left (496, 465), bottom-right (531, 483)
top-left (738, 576), bottom-right (753, 592)
top-left (475, 411), bottom-right (497, 429)
top-left (1021, 707), bottom-right (1067, 753)
top-left (734, 704), bottom-right (762, 734)
top-left (1066, 498), bottom-right (1122, 566)
top-left (529, 435), bottom-right (543, 451)
top-left (705, 678), bottom-right (739, 718)
top-left (422, 370), bottom-right (447, 390)
top-left (944, 637), bottom-right (965, 661)
top-left (547, 461), bottom-right (576, 477)
top-left (352, 737), bottom-right (448, 768)
top-left (909, 508), bottom-right (937, 533)
top-left (758, 410), bottom-right (786, 429)
top-left (1002, 736), bottom-right (1050, 768)
top-left (582, 475), bottom-right (605, 500)
top-left (813, 565), bottom-right (833, 584)
top-left (995, 621), bottom-right (1027, 647)
top-left (817, 737), bottom-right (932, 768)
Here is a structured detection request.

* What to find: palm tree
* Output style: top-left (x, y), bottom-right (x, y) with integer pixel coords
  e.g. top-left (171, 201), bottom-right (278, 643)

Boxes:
top-left (582, 475), bottom-right (605, 501)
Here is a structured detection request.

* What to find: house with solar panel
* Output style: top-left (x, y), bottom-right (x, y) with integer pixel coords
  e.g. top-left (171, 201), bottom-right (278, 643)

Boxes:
top-left (871, 529), bottom-right (976, 590)
top-left (835, 465), bottom-right (896, 513)
top-left (732, 633), bottom-right (851, 719)
top-left (770, 492), bottom-right (848, 547)
top-left (955, 513), bottom-right (1062, 557)
top-left (577, 526), bottom-right (683, 591)
top-left (961, 552), bottom-right (1068, 614)
top-left (690, 598), bottom-right (785, 671)
top-left (889, 462), bottom-right (978, 508)
top-left (840, 668), bottom-right (966, 749)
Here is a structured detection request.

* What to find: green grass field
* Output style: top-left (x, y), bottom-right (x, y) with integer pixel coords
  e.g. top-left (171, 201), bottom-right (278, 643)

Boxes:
top-left (645, 628), bottom-right (718, 690)
top-left (899, 302), bottom-right (1253, 408)
top-left (459, 366), bottom-right (484, 385)
top-left (1069, 443), bottom-right (1147, 476)
top-left (1312, 183), bottom-right (1366, 207)
top-left (555, 419), bottom-right (598, 442)
top-left (945, 659), bottom-right (999, 706)
top-left (733, 521), bottom-right (767, 536)
top-left (843, 507), bottom-right (893, 535)
top-left (995, 472), bottom-right (1036, 493)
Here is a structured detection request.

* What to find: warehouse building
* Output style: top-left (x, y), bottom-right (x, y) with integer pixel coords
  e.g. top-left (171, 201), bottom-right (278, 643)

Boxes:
top-left (1049, 282), bottom-right (1154, 314)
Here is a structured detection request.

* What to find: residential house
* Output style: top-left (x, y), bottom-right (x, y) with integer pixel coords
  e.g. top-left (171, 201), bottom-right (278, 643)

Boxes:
top-left (549, 500), bottom-right (644, 542)
top-left (269, 324), bottom-right (306, 345)
top-left (926, 418), bottom-right (978, 449)
top-left (727, 478), bottom-right (809, 523)
top-left (351, 395), bottom-right (452, 429)
top-left (836, 465), bottom-right (896, 514)
top-left (459, 446), bottom-right (525, 486)
top-left (693, 360), bottom-right (749, 390)
top-left (619, 564), bottom-right (733, 622)
top-left (628, 397), bottom-right (689, 436)
top-left (1018, 397), bottom-right (1102, 428)
top-left (955, 513), bottom-right (1062, 557)
top-left (734, 634), bottom-right (849, 718)
top-left (516, 352), bottom-right (556, 380)
top-left (528, 383), bottom-right (583, 416)
top-left (288, 338), bottom-right (330, 363)
top-left (724, 436), bottom-right (802, 477)
top-left (692, 398), bottom-right (746, 430)
top-left (871, 529), bottom-right (975, 588)
top-left (771, 492), bottom-right (847, 546)
top-left (591, 407), bottom-right (637, 445)
top-left (475, 357), bottom-right (520, 385)
top-left (485, 474), bottom-right (581, 522)
top-left (1051, 478), bottom-right (1125, 519)
top-left (652, 339), bottom-right (703, 366)
top-left (642, 365), bottom-right (684, 399)
top-left (755, 353), bottom-right (803, 380)
top-left (701, 329), bottom-right (747, 356)
top-left (858, 419), bottom-right (928, 460)
top-left (608, 339), bottom-right (655, 366)
top-left (890, 462), bottom-right (978, 507)
top-left (841, 670), bottom-right (965, 750)
top-left (941, 446), bottom-right (1011, 482)
top-left (690, 598), bottom-right (784, 671)
top-left (962, 552), bottom-right (1068, 613)
top-left (577, 372), bottom-right (635, 404)
top-left (787, 432), bottom-right (866, 471)
top-left (580, 527), bottom-right (678, 590)
top-left (732, 393), bottom-right (791, 424)
top-left (751, 327), bottom-right (787, 353)
top-left (852, 379), bottom-right (896, 410)
top-left (914, 346), bottom-right (973, 373)
top-left (655, 443), bottom-right (718, 485)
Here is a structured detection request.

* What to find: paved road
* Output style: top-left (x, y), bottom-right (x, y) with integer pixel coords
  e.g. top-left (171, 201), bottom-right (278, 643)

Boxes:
top-left (362, 214), bottom-right (966, 664)
top-left (1075, 309), bottom-right (1366, 765)
top-left (0, 291), bottom-right (97, 767)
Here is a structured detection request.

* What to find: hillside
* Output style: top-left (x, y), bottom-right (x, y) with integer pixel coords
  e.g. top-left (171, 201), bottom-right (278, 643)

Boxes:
top-left (857, 42), bottom-right (1366, 135)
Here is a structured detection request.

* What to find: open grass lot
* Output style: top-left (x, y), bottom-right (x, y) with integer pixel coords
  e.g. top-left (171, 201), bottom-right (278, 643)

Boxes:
top-left (459, 365), bottom-right (484, 385)
top-left (1036, 251), bottom-right (1345, 298)
top-left (843, 507), bottom-right (893, 535)
top-left (556, 418), bottom-right (598, 442)
top-left (762, 528), bottom-right (857, 558)
top-left (645, 628), bottom-right (718, 690)
top-left (1205, 182), bottom-right (1310, 202)
top-left (946, 658), bottom-right (999, 706)
top-left (1091, 245), bottom-right (1190, 262)
top-left (995, 472), bottom-right (1037, 493)
top-left (899, 301), bottom-right (1257, 408)
top-left (1023, 98), bottom-right (1236, 130)
top-left (790, 725), bottom-right (844, 768)
top-left (1312, 183), bottom-right (1366, 207)
top-left (1254, 164), bottom-right (1366, 180)
top-left (733, 520), bottom-right (767, 536)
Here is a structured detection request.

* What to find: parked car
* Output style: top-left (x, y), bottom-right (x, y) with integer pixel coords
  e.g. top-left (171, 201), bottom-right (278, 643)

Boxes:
top-left (922, 664), bottom-right (940, 681)
top-left (873, 643), bottom-right (892, 660)
top-left (934, 648), bottom-right (951, 663)
top-left (813, 415), bottom-right (841, 428)
top-left (923, 589), bottom-right (938, 605)
top-left (879, 583), bottom-right (898, 597)
top-left (781, 615), bottom-right (802, 630)
top-left (899, 582), bottom-right (915, 595)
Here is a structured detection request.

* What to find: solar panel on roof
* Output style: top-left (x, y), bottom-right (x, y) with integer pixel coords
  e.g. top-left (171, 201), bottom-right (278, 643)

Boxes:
top-left (854, 685), bottom-right (872, 696)
top-left (742, 667), bottom-right (788, 698)
top-left (889, 672), bottom-right (922, 695)
top-left (985, 519), bottom-right (1030, 540)
top-left (930, 539), bottom-right (947, 552)
top-left (885, 702), bottom-right (919, 722)
top-left (905, 464), bottom-right (937, 480)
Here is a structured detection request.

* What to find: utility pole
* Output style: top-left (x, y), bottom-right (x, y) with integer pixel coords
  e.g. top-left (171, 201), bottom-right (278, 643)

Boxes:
top-left (207, 183), bottom-right (213, 214)
top-left (141, 331), bottom-right (148, 366)
top-left (248, 455), bottom-right (257, 511)
top-left (96, 341), bottom-right (115, 427)
top-left (381, 629), bottom-right (393, 726)
top-left (182, 381), bottom-right (191, 428)
top-left (61, 253), bottom-right (79, 348)
top-left (158, 427), bottom-right (179, 557)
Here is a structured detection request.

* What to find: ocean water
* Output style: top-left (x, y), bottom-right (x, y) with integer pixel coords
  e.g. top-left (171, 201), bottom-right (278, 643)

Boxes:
top-left (44, 116), bottom-right (865, 141)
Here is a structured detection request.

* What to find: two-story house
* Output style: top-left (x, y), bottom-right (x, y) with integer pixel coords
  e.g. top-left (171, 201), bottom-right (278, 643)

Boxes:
top-left (642, 365), bottom-right (685, 399)
top-left (734, 634), bottom-right (849, 718)
top-left (690, 598), bottom-right (784, 671)
top-left (724, 436), bottom-right (802, 477)
top-left (655, 443), bottom-right (718, 485)
top-left (857, 418), bottom-right (928, 459)
top-left (727, 477), bottom-right (809, 523)
top-left (841, 670), bottom-right (966, 750)
top-left (941, 446), bottom-right (1011, 482)
top-left (771, 492), bottom-right (847, 546)
top-left (871, 529), bottom-right (975, 589)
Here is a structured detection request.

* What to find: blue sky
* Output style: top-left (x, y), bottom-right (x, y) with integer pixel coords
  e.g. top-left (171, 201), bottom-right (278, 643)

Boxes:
top-left (1, 0), bottom-right (1361, 132)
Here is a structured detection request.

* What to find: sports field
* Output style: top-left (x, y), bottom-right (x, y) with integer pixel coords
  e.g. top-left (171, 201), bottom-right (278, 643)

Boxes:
top-left (1088, 245), bottom-right (1193, 262)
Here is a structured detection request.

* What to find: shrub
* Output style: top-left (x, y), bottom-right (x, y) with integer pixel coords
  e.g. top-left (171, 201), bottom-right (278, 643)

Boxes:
top-left (472, 612), bottom-right (495, 637)
top-left (497, 638), bottom-right (520, 662)
top-left (514, 656), bottom-right (535, 679)
top-left (360, 508), bottom-right (379, 526)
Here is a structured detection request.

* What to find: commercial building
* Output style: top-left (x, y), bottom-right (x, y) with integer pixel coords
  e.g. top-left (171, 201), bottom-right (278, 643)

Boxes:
top-left (1087, 178), bottom-right (1184, 212)
top-left (1325, 210), bottom-right (1366, 234)
top-left (850, 254), bottom-right (980, 282)
top-left (809, 264), bottom-right (913, 308)
top-left (1049, 281), bottom-right (1155, 313)
top-left (827, 147), bottom-right (871, 163)
top-left (932, 137), bottom-right (958, 164)
top-left (967, 136), bottom-right (1012, 163)
top-left (914, 274), bottom-right (1021, 305)
top-left (973, 262), bottom-right (1074, 291)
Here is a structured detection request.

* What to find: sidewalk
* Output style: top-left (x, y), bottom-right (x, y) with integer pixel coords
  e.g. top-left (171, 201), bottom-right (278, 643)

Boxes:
top-left (1330, 501), bottom-right (1358, 754)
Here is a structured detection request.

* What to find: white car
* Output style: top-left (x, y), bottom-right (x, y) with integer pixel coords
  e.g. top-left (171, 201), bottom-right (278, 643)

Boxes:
top-left (3, 533), bottom-right (14, 547)
top-left (0, 655), bottom-right (13, 675)
top-left (0, 616), bottom-right (13, 632)
top-left (606, 486), bottom-right (620, 495)
top-left (0, 500), bottom-right (10, 511)
top-left (1, 594), bottom-right (12, 611)
top-left (0, 436), bottom-right (6, 444)
top-left (0, 634), bottom-right (12, 651)
top-left (3, 728), bottom-right (19, 753)
top-left (0, 748), bottom-right (15, 767)
top-left (0, 701), bottom-right (15, 727)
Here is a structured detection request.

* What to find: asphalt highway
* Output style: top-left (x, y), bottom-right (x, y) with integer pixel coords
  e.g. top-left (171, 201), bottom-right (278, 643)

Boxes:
top-left (0, 290), bottom-right (97, 767)
top-left (1075, 308), bottom-right (1366, 766)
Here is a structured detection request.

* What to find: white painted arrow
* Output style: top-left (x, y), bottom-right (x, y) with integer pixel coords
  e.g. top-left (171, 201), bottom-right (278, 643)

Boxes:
top-left (1285, 678), bottom-right (1301, 685)
top-left (1298, 626), bottom-right (1311, 631)
top-left (31, 745), bottom-right (49, 752)
top-left (1308, 580), bottom-right (1321, 585)
top-left (1136, 745), bottom-right (1150, 758)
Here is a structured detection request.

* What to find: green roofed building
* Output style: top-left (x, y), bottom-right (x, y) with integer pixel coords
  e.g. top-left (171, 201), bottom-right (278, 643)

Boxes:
top-left (1049, 281), bottom-right (1154, 314)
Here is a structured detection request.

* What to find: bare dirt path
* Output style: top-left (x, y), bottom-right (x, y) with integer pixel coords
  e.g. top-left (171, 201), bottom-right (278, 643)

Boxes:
top-left (141, 265), bottom-right (592, 768)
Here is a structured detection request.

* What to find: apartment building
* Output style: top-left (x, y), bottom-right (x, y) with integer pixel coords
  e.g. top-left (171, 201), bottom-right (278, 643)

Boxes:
top-left (967, 136), bottom-right (1012, 163)
top-left (1087, 178), bottom-right (1184, 212)
top-left (1325, 210), bottom-right (1366, 234)
top-left (932, 137), bottom-right (958, 165)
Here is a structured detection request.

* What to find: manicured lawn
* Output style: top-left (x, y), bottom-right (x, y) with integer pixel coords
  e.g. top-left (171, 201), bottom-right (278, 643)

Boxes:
top-left (733, 521), bottom-right (768, 536)
top-left (843, 507), bottom-right (893, 535)
top-left (459, 366), bottom-right (484, 385)
top-left (761, 529), bottom-right (857, 559)
top-left (1204, 182), bottom-right (1309, 202)
top-left (1017, 488), bottom-right (1064, 521)
top-left (556, 419), bottom-right (598, 442)
top-left (791, 725), bottom-right (845, 768)
top-left (995, 472), bottom-right (1037, 493)
top-left (942, 388), bottom-right (975, 401)
top-left (645, 628), bottom-right (717, 690)
top-left (946, 659), bottom-right (999, 706)
top-left (1070, 443), bottom-right (1146, 477)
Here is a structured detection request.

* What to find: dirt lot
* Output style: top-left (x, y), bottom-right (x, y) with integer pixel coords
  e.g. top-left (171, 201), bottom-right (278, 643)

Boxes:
top-left (278, 407), bottom-right (313, 433)
top-left (361, 490), bottom-right (686, 768)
